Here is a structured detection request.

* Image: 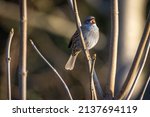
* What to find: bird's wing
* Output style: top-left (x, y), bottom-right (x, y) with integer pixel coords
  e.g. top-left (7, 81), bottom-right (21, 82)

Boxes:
top-left (68, 26), bottom-right (86, 48)
top-left (68, 30), bottom-right (79, 48)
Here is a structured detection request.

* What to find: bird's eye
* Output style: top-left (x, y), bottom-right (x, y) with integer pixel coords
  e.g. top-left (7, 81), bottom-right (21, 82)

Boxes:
top-left (90, 19), bottom-right (95, 24)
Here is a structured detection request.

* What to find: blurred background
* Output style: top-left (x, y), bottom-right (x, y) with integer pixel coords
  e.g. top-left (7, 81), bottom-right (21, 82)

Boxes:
top-left (0, 0), bottom-right (149, 100)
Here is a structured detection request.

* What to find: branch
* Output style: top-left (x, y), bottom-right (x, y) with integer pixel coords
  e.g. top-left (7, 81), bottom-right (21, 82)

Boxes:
top-left (18, 0), bottom-right (28, 100)
top-left (70, 0), bottom-right (103, 99)
top-left (126, 36), bottom-right (150, 100)
top-left (116, 11), bottom-right (150, 99)
top-left (107, 0), bottom-right (119, 98)
top-left (90, 54), bottom-right (97, 100)
top-left (0, 1), bottom-right (75, 39)
top-left (30, 40), bottom-right (73, 100)
top-left (140, 74), bottom-right (150, 100)
top-left (67, 0), bottom-right (73, 12)
top-left (6, 28), bottom-right (14, 100)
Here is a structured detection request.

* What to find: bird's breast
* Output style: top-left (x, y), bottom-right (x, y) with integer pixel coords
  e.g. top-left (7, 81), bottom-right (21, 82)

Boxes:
top-left (84, 25), bottom-right (99, 49)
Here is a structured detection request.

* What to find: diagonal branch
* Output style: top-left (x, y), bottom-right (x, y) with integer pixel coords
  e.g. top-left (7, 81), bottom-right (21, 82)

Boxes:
top-left (140, 73), bottom-right (150, 100)
top-left (107, 0), bottom-right (119, 98)
top-left (126, 36), bottom-right (150, 100)
top-left (69, 0), bottom-right (103, 99)
top-left (116, 11), bottom-right (150, 99)
top-left (30, 40), bottom-right (73, 100)
top-left (6, 28), bottom-right (14, 100)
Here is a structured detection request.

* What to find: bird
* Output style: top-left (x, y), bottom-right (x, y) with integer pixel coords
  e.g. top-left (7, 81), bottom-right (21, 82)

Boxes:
top-left (65, 16), bottom-right (99, 70)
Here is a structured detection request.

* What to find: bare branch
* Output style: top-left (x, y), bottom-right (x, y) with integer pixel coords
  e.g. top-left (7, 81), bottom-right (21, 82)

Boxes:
top-left (107, 0), bottom-right (119, 98)
top-left (30, 40), bottom-right (73, 100)
top-left (116, 11), bottom-right (150, 99)
top-left (67, 0), bottom-right (73, 11)
top-left (18, 0), bottom-right (28, 100)
top-left (90, 54), bottom-right (98, 100)
top-left (6, 28), bottom-right (14, 100)
top-left (140, 74), bottom-right (150, 100)
top-left (126, 36), bottom-right (150, 100)
top-left (72, 0), bottom-right (103, 99)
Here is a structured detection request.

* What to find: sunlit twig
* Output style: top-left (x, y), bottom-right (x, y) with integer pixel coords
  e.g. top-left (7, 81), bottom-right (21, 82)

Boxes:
top-left (107, 0), bottom-right (119, 98)
top-left (30, 40), bottom-right (73, 100)
top-left (140, 74), bottom-right (150, 100)
top-left (18, 0), bottom-right (28, 100)
top-left (6, 28), bottom-right (14, 100)
top-left (90, 54), bottom-right (98, 100)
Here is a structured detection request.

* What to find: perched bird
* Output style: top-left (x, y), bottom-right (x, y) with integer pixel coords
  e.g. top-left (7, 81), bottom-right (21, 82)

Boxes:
top-left (65, 16), bottom-right (99, 70)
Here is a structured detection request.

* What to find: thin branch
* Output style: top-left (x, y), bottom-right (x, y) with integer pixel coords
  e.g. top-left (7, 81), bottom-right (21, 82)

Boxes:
top-left (18, 0), bottom-right (28, 100)
top-left (30, 40), bottom-right (73, 100)
top-left (90, 54), bottom-right (98, 100)
top-left (6, 28), bottom-right (14, 100)
top-left (116, 11), bottom-right (150, 99)
top-left (72, 0), bottom-right (87, 49)
top-left (67, 0), bottom-right (73, 12)
top-left (107, 0), bottom-right (119, 98)
top-left (126, 36), bottom-right (150, 100)
top-left (140, 74), bottom-right (150, 100)
top-left (71, 0), bottom-right (103, 99)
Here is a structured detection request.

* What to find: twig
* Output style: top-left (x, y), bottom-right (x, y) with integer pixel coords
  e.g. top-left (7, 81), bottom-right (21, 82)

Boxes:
top-left (90, 54), bottom-right (97, 100)
top-left (126, 36), bottom-right (150, 100)
top-left (140, 74), bottom-right (150, 100)
top-left (107, 0), bottom-right (119, 98)
top-left (116, 11), bottom-right (150, 99)
top-left (71, 0), bottom-right (103, 99)
top-left (6, 28), bottom-right (14, 100)
top-left (18, 0), bottom-right (28, 100)
top-left (72, 0), bottom-right (88, 51)
top-left (67, 0), bottom-right (73, 12)
top-left (30, 40), bottom-right (73, 100)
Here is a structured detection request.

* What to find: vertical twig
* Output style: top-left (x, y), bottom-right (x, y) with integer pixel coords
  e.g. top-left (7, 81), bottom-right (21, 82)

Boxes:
top-left (107, 0), bottom-right (119, 98)
top-left (6, 28), bottom-right (14, 100)
top-left (71, 0), bottom-right (103, 99)
top-left (140, 74), bottom-right (150, 100)
top-left (18, 0), bottom-right (27, 100)
top-left (67, 0), bottom-right (73, 11)
top-left (90, 54), bottom-right (97, 100)
top-left (72, 0), bottom-right (88, 51)
top-left (126, 37), bottom-right (150, 100)
top-left (116, 11), bottom-right (150, 99)
top-left (30, 40), bottom-right (73, 100)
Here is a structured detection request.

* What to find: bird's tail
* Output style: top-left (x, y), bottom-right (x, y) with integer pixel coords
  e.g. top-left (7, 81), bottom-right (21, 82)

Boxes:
top-left (65, 54), bottom-right (78, 70)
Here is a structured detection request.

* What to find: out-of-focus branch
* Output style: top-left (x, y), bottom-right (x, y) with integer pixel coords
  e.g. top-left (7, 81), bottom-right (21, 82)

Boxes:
top-left (67, 0), bottom-right (73, 11)
top-left (126, 36), bottom-right (150, 100)
top-left (117, 11), bottom-right (150, 100)
top-left (69, 0), bottom-right (103, 99)
top-left (30, 40), bottom-right (73, 100)
top-left (140, 74), bottom-right (150, 100)
top-left (6, 28), bottom-right (14, 100)
top-left (18, 0), bottom-right (28, 100)
top-left (0, 1), bottom-right (75, 39)
top-left (90, 54), bottom-right (97, 100)
top-left (107, 0), bottom-right (119, 98)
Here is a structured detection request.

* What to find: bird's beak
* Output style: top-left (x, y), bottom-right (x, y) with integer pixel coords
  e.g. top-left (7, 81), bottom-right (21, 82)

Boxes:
top-left (90, 19), bottom-right (96, 24)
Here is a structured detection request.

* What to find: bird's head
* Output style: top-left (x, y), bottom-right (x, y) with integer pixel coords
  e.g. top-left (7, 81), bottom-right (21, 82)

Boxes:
top-left (84, 16), bottom-right (96, 25)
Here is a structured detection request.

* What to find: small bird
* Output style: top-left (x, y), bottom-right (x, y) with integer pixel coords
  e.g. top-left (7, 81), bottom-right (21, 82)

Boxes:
top-left (65, 16), bottom-right (99, 70)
